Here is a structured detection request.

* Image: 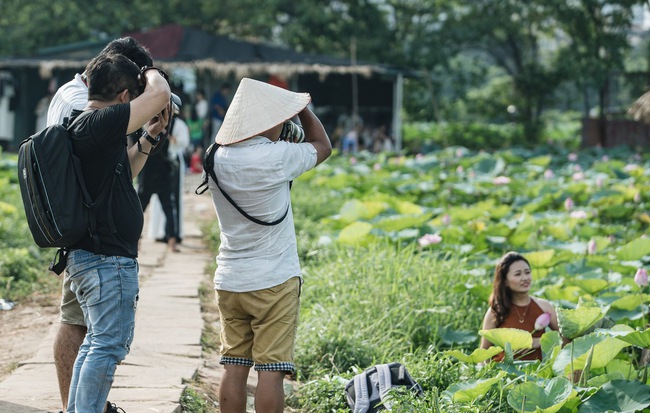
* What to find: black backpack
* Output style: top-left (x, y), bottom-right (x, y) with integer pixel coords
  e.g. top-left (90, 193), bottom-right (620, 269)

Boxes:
top-left (345, 362), bottom-right (423, 412)
top-left (17, 112), bottom-right (121, 274)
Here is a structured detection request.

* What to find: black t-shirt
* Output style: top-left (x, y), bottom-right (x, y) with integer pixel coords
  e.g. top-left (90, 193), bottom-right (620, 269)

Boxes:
top-left (69, 104), bottom-right (143, 258)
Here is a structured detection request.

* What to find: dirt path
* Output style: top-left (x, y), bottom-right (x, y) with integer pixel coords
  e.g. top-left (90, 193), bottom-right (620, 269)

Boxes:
top-left (0, 295), bottom-right (59, 382)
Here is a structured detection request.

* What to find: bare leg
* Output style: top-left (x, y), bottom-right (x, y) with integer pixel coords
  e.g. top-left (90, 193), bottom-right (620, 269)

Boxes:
top-left (53, 323), bottom-right (86, 412)
top-left (218, 364), bottom-right (250, 413)
top-left (255, 371), bottom-right (285, 413)
top-left (168, 236), bottom-right (179, 252)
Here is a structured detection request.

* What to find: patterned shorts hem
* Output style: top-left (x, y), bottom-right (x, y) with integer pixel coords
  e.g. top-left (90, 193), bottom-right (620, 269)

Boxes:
top-left (254, 362), bottom-right (295, 373)
top-left (220, 356), bottom-right (254, 367)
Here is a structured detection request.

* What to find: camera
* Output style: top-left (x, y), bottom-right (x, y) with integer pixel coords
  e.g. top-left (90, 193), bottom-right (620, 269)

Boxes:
top-left (171, 93), bottom-right (182, 118)
top-left (279, 120), bottom-right (305, 143)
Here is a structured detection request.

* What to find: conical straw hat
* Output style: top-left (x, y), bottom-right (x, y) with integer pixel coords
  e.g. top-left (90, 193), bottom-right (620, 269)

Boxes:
top-left (215, 78), bottom-right (311, 145)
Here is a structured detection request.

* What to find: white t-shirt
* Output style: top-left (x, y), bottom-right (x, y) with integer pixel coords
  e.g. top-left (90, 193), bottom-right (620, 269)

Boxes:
top-left (46, 73), bottom-right (87, 126)
top-left (208, 136), bottom-right (317, 292)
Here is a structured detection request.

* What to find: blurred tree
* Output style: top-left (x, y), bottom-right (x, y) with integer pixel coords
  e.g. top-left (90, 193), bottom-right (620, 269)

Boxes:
top-left (551, 0), bottom-right (648, 146)
top-left (444, 0), bottom-right (565, 144)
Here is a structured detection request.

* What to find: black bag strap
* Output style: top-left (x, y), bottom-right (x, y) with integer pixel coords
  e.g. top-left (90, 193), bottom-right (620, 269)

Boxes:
top-left (196, 143), bottom-right (290, 226)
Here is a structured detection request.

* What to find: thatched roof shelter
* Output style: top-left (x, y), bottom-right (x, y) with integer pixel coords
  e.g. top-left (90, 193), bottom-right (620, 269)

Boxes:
top-left (0, 24), bottom-right (410, 150)
top-left (627, 90), bottom-right (650, 123)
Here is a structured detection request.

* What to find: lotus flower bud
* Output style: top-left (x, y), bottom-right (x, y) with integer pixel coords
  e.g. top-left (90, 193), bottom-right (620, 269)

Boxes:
top-left (564, 197), bottom-right (574, 210)
top-left (634, 268), bottom-right (648, 288)
top-left (587, 239), bottom-right (597, 255)
top-left (534, 312), bottom-right (551, 331)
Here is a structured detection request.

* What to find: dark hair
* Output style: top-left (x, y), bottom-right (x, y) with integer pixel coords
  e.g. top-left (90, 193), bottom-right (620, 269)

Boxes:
top-left (101, 36), bottom-right (153, 69)
top-left (489, 251), bottom-right (531, 326)
top-left (86, 53), bottom-right (141, 102)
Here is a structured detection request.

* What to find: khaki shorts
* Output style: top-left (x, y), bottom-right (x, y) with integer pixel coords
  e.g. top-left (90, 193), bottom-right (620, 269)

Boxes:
top-left (60, 272), bottom-right (86, 326)
top-left (216, 277), bottom-right (301, 373)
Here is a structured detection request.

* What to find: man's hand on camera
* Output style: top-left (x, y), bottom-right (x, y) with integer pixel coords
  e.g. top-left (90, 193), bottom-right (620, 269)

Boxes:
top-left (146, 102), bottom-right (171, 137)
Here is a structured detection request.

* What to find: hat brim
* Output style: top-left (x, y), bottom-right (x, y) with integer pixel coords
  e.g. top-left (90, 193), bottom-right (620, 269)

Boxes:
top-left (215, 78), bottom-right (311, 145)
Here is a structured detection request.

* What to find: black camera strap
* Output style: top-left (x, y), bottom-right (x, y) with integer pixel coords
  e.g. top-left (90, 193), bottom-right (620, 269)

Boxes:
top-left (195, 143), bottom-right (290, 226)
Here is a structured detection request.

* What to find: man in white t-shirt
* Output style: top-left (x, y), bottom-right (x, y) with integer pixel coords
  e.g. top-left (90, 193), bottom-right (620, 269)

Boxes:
top-left (202, 78), bottom-right (332, 413)
top-left (46, 37), bottom-right (154, 413)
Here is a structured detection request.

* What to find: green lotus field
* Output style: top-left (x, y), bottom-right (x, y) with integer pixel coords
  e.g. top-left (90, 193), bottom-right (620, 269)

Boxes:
top-left (280, 145), bottom-right (650, 412)
top-left (3, 141), bottom-right (650, 412)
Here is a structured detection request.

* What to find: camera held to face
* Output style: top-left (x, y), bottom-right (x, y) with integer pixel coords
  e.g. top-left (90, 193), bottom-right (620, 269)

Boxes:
top-left (279, 120), bottom-right (305, 143)
top-left (171, 93), bottom-right (181, 118)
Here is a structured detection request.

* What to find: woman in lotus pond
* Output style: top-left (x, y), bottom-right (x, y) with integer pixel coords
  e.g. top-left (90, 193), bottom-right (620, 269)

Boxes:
top-left (480, 251), bottom-right (560, 361)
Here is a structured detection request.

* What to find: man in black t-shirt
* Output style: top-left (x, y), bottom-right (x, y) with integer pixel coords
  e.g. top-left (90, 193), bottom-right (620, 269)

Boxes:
top-left (63, 53), bottom-right (171, 413)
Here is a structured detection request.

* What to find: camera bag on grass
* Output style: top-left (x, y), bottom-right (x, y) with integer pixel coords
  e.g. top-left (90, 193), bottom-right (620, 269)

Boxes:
top-left (345, 362), bottom-right (423, 412)
top-left (17, 111), bottom-right (121, 274)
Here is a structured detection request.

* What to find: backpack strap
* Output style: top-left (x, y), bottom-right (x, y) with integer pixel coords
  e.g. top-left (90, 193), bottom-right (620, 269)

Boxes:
top-left (375, 364), bottom-right (394, 409)
top-left (352, 371), bottom-right (370, 413)
top-left (195, 143), bottom-right (290, 226)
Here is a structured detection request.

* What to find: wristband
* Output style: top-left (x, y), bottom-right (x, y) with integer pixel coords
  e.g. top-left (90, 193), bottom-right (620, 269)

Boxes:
top-left (140, 66), bottom-right (170, 83)
top-left (136, 138), bottom-right (150, 156)
top-left (142, 130), bottom-right (160, 146)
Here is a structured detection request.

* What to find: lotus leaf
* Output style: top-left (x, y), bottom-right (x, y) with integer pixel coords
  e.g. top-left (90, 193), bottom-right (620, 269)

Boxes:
top-left (339, 200), bottom-right (371, 223)
top-left (540, 330), bottom-right (563, 360)
top-left (442, 372), bottom-right (505, 402)
top-left (529, 155), bottom-right (552, 167)
top-left (557, 304), bottom-right (608, 340)
top-left (577, 380), bottom-right (650, 413)
top-left (436, 325), bottom-right (478, 346)
top-left (472, 156), bottom-right (506, 176)
top-left (393, 200), bottom-right (422, 215)
top-left (374, 214), bottom-right (430, 232)
top-left (507, 376), bottom-right (575, 413)
top-left (479, 328), bottom-right (532, 351)
top-left (524, 250), bottom-right (556, 268)
top-left (543, 285), bottom-right (584, 303)
top-left (338, 222), bottom-right (373, 245)
top-left (596, 325), bottom-right (650, 348)
top-left (616, 236), bottom-right (650, 261)
top-left (610, 294), bottom-right (647, 311)
top-left (444, 347), bottom-right (503, 363)
top-left (570, 278), bottom-right (609, 295)
top-left (552, 331), bottom-right (630, 375)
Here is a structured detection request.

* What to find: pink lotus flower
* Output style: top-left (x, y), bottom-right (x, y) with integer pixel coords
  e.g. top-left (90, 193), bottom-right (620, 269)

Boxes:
top-left (635, 268), bottom-right (648, 288)
top-left (349, 156), bottom-right (357, 165)
top-left (572, 172), bottom-right (585, 181)
top-left (456, 165), bottom-right (464, 173)
top-left (418, 233), bottom-right (442, 247)
top-left (543, 169), bottom-right (554, 179)
top-left (568, 153), bottom-right (578, 162)
top-left (534, 312), bottom-right (551, 331)
top-left (442, 214), bottom-right (451, 226)
top-left (415, 153), bottom-right (424, 159)
top-left (587, 239), bottom-right (597, 255)
top-left (634, 192), bottom-right (641, 203)
top-left (596, 177), bottom-right (604, 187)
top-left (373, 163), bottom-right (381, 171)
top-left (564, 197), bottom-right (574, 210)
top-left (602, 155), bottom-right (609, 162)
top-left (570, 210), bottom-right (588, 219)
top-left (493, 176), bottom-right (511, 185)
